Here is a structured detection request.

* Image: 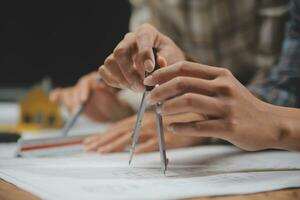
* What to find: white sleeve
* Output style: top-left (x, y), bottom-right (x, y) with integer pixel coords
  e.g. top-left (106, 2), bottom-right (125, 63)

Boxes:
top-left (128, 0), bottom-right (153, 31)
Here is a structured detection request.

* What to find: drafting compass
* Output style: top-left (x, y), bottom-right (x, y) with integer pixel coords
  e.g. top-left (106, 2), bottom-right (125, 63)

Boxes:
top-left (129, 48), bottom-right (169, 175)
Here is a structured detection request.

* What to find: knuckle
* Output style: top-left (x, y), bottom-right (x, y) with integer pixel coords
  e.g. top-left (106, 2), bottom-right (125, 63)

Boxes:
top-left (195, 122), bottom-right (204, 131)
top-left (176, 61), bottom-right (188, 73)
top-left (124, 32), bottom-right (134, 40)
top-left (223, 99), bottom-right (236, 116)
top-left (223, 81), bottom-right (235, 95)
top-left (174, 77), bottom-right (188, 91)
top-left (222, 102), bottom-right (238, 133)
top-left (151, 72), bottom-right (159, 81)
top-left (218, 68), bottom-right (232, 77)
top-left (138, 48), bottom-right (152, 57)
top-left (182, 93), bottom-right (195, 108)
top-left (135, 49), bottom-right (151, 63)
top-left (213, 79), bottom-right (234, 95)
top-left (104, 55), bottom-right (115, 66)
top-left (136, 23), bottom-right (156, 39)
top-left (113, 46), bottom-right (128, 58)
top-left (98, 67), bottom-right (105, 75)
top-left (177, 61), bottom-right (186, 71)
top-left (151, 91), bottom-right (159, 100)
top-left (138, 23), bottom-right (154, 31)
top-left (225, 117), bottom-right (238, 133)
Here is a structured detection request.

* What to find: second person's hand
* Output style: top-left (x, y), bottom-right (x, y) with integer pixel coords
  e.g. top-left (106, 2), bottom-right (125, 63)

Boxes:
top-left (50, 72), bottom-right (133, 122)
top-left (83, 112), bottom-right (207, 153)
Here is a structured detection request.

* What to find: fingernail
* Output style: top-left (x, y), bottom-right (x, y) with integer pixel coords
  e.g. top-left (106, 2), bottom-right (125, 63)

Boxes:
top-left (144, 59), bottom-right (154, 72)
top-left (144, 75), bottom-right (154, 85)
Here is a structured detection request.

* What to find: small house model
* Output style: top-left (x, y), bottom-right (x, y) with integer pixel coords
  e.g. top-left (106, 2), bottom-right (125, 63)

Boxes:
top-left (18, 88), bottom-right (63, 131)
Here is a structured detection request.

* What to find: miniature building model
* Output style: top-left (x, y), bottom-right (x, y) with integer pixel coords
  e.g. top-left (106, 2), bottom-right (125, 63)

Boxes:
top-left (18, 88), bottom-right (63, 131)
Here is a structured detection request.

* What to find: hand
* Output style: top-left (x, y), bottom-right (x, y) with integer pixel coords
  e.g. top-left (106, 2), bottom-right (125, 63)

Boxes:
top-left (83, 112), bottom-right (207, 153)
top-left (98, 23), bottom-right (186, 92)
top-left (50, 72), bottom-right (133, 122)
top-left (144, 61), bottom-right (285, 151)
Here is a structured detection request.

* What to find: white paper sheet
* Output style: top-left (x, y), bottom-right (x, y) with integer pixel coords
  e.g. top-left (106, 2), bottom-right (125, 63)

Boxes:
top-left (0, 143), bottom-right (18, 158)
top-left (0, 145), bottom-right (300, 200)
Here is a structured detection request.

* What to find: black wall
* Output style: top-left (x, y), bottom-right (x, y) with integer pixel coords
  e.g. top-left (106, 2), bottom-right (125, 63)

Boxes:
top-left (0, 1), bottom-right (131, 87)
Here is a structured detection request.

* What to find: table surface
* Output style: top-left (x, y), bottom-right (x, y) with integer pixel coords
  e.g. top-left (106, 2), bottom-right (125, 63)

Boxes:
top-left (1, 179), bottom-right (300, 200)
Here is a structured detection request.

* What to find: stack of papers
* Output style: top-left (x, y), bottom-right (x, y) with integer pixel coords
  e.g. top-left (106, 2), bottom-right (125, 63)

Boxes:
top-left (0, 145), bottom-right (300, 199)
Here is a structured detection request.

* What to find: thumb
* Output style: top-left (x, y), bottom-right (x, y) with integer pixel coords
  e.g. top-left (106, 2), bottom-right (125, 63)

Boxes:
top-left (135, 24), bottom-right (159, 73)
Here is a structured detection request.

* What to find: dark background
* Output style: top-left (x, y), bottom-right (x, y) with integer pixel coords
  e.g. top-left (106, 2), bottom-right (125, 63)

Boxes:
top-left (0, 1), bottom-right (131, 87)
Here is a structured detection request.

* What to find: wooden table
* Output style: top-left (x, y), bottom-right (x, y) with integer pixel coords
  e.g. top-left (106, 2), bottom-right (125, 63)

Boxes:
top-left (1, 179), bottom-right (299, 200)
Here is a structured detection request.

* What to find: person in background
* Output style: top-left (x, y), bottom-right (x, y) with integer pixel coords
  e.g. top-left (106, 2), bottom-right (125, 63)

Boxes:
top-left (51, 0), bottom-right (290, 153)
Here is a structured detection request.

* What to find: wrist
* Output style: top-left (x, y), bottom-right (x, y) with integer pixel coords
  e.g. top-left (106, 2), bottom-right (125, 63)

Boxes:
top-left (266, 103), bottom-right (300, 151)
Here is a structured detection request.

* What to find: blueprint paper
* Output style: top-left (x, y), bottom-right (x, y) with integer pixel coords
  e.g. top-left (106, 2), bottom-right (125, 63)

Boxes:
top-left (0, 145), bottom-right (300, 199)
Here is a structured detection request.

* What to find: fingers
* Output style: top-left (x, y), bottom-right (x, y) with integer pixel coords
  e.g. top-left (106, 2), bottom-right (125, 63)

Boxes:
top-left (96, 132), bottom-right (132, 153)
top-left (84, 116), bottom-right (136, 152)
top-left (135, 24), bottom-right (158, 72)
top-left (51, 72), bottom-right (102, 114)
top-left (78, 83), bottom-right (90, 103)
top-left (102, 54), bottom-right (130, 89)
top-left (84, 135), bottom-right (105, 152)
top-left (84, 112), bottom-right (157, 153)
top-left (84, 131), bottom-right (151, 153)
top-left (78, 78), bottom-right (94, 102)
top-left (168, 120), bottom-right (226, 139)
top-left (156, 55), bottom-right (167, 68)
top-left (49, 88), bottom-right (62, 103)
top-left (84, 129), bottom-right (125, 152)
top-left (100, 24), bottom-right (166, 91)
top-left (77, 72), bottom-right (99, 102)
top-left (135, 138), bottom-right (158, 154)
top-left (161, 93), bottom-right (224, 116)
top-left (148, 77), bottom-right (214, 104)
top-left (50, 88), bottom-right (76, 113)
top-left (144, 61), bottom-right (220, 86)
top-left (112, 33), bottom-right (144, 91)
top-left (98, 65), bottom-right (121, 89)
top-left (61, 88), bottom-right (79, 113)
top-left (83, 134), bottom-right (101, 146)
